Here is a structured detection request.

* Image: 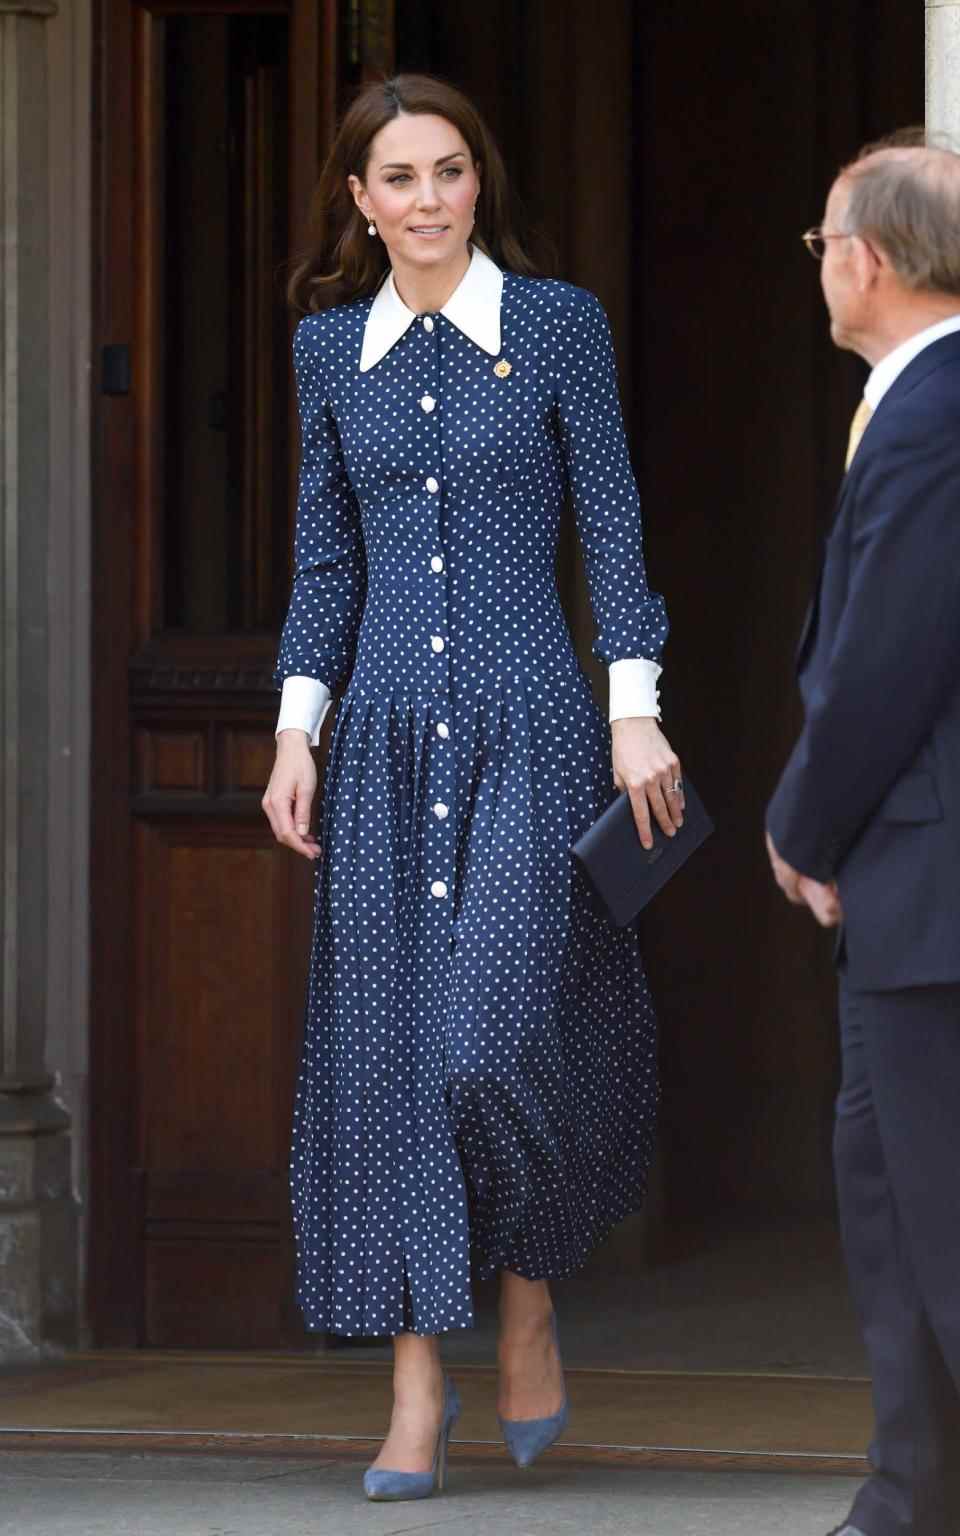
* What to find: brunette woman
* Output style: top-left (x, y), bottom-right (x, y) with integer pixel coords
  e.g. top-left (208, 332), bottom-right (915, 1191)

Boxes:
top-left (262, 73), bottom-right (682, 1502)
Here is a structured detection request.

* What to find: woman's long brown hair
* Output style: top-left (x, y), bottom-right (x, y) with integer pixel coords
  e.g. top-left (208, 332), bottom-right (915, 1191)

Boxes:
top-left (287, 74), bottom-right (546, 313)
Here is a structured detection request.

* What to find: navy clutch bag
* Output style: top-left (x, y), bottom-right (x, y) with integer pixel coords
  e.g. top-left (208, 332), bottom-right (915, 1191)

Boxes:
top-left (572, 778), bottom-right (714, 926)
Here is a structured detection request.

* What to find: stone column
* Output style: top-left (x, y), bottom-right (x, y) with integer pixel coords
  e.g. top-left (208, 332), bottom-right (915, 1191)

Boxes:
top-left (0, 0), bottom-right (77, 1354)
top-left (927, 1), bottom-right (960, 144)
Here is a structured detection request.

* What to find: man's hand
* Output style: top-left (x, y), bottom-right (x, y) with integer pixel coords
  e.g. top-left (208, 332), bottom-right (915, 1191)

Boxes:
top-left (766, 830), bottom-right (804, 903)
top-left (766, 832), bottom-right (843, 927)
top-left (798, 875), bottom-right (843, 928)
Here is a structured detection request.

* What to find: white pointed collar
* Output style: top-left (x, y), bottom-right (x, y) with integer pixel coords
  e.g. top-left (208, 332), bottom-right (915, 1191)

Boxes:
top-left (359, 245), bottom-right (503, 372)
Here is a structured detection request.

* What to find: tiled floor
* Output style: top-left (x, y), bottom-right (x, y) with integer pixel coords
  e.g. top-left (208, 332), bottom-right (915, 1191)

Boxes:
top-left (0, 1226), bottom-right (871, 1531)
top-left (0, 1223), bottom-right (871, 1474)
top-left (0, 1449), bottom-right (861, 1536)
top-left (0, 1354), bottom-right (872, 1460)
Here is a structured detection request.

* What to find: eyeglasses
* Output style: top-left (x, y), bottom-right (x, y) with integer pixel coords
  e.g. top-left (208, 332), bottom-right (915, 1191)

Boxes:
top-left (802, 226), bottom-right (850, 260)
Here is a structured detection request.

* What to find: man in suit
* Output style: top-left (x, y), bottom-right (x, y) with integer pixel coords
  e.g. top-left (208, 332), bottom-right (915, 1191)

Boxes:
top-left (767, 142), bottom-right (960, 1536)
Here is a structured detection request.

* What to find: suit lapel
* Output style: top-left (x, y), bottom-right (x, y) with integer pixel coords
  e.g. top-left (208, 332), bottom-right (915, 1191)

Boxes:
top-left (872, 328), bottom-right (960, 419)
top-left (796, 331), bottom-right (960, 675)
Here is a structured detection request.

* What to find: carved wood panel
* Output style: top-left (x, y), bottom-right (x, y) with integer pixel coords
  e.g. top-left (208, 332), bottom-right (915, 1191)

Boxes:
top-left (91, 0), bottom-right (339, 1349)
top-left (135, 818), bottom-right (311, 1345)
top-left (145, 1238), bottom-right (296, 1349)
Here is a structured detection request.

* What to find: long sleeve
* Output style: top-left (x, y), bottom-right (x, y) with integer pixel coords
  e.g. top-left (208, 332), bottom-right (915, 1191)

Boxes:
top-left (768, 417), bottom-right (960, 881)
top-left (275, 675), bottom-right (331, 746)
top-left (608, 658), bottom-right (662, 721)
top-left (555, 290), bottom-right (668, 710)
top-left (274, 315), bottom-right (367, 709)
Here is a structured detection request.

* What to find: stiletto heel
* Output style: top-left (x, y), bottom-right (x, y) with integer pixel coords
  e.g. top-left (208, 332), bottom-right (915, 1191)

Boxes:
top-left (499, 1313), bottom-right (569, 1469)
top-left (363, 1375), bottom-right (460, 1502)
top-left (436, 1409), bottom-right (450, 1493)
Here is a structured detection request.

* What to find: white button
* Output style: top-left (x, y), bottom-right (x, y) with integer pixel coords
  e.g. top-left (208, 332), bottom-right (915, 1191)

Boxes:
top-left (430, 879), bottom-right (448, 899)
top-left (420, 396), bottom-right (436, 413)
top-left (431, 635), bottom-right (445, 653)
top-left (436, 721), bottom-right (449, 739)
top-left (430, 555), bottom-right (444, 573)
top-left (426, 476), bottom-right (439, 494)
top-left (433, 802), bottom-right (449, 819)
top-left (423, 316), bottom-right (435, 333)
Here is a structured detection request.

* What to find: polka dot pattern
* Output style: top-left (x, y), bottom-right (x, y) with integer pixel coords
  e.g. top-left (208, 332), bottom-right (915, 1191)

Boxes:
top-left (279, 271), bottom-right (666, 1338)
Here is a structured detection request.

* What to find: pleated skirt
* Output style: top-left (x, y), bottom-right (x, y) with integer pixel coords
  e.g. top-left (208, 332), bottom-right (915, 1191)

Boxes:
top-left (290, 668), bottom-right (658, 1336)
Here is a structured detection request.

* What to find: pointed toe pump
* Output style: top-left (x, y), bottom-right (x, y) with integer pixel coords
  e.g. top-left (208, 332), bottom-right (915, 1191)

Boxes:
top-left (363, 1376), bottom-right (461, 1502)
top-left (500, 1396), bottom-right (570, 1470)
top-left (499, 1314), bottom-right (569, 1469)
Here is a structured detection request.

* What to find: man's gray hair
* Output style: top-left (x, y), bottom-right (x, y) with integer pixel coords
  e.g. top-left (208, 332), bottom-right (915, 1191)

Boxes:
top-left (840, 135), bottom-right (960, 298)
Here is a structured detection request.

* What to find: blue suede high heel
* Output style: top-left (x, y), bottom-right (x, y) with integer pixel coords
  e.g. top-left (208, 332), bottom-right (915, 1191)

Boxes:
top-left (499, 1313), bottom-right (569, 1468)
top-left (363, 1375), bottom-right (461, 1502)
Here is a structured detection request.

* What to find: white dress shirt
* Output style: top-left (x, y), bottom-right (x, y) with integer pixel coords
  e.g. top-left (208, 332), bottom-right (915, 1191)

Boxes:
top-left (864, 313), bottom-right (960, 410)
top-left (276, 252), bottom-right (663, 744)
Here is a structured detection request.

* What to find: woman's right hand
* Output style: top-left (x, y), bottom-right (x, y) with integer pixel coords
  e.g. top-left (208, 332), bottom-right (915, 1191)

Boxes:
top-left (262, 731), bottom-right (321, 861)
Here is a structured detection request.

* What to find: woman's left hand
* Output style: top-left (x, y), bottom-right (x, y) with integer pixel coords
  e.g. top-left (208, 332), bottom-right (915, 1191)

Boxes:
top-left (611, 717), bottom-right (684, 850)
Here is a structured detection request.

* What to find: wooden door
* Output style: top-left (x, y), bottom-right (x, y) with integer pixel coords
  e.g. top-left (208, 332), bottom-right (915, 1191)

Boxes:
top-left (90, 0), bottom-right (392, 1348)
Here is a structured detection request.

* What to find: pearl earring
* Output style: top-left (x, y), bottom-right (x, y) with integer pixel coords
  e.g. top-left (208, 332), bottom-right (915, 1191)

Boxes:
top-left (366, 213), bottom-right (377, 238)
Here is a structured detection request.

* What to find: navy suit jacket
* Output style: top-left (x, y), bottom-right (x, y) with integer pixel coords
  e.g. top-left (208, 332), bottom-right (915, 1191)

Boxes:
top-left (768, 330), bottom-right (960, 992)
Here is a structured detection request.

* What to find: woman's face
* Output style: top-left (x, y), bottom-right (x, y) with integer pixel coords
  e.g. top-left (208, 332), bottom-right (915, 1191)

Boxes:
top-left (350, 113), bottom-right (480, 274)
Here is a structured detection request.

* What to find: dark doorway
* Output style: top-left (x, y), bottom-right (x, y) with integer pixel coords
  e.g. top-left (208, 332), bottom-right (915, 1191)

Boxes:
top-left (392, 0), bottom-right (924, 1244)
top-left (90, 0), bottom-right (924, 1353)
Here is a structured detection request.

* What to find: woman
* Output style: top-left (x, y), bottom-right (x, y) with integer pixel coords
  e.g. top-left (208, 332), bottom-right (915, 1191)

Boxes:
top-left (262, 74), bottom-right (682, 1502)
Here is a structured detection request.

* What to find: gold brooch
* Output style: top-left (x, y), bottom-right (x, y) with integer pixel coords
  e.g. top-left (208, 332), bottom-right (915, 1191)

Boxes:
top-left (494, 359), bottom-right (512, 378)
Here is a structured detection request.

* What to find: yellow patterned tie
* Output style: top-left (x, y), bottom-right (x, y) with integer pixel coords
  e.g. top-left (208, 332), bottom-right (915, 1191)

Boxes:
top-left (845, 397), bottom-right (874, 471)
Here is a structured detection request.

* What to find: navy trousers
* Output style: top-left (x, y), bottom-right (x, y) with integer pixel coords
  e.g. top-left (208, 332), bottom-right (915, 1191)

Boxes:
top-left (837, 977), bottom-right (960, 1536)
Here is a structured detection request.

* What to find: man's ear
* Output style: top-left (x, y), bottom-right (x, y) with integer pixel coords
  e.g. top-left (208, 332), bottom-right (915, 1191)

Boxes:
top-left (852, 234), bottom-right (882, 293)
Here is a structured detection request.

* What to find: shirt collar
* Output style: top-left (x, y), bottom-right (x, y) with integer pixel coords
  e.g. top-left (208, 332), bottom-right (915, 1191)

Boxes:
top-left (359, 244), bottom-right (503, 372)
top-left (864, 312), bottom-right (960, 410)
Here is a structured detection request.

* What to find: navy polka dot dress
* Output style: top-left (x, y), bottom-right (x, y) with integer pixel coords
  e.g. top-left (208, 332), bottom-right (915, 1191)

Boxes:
top-left (277, 248), bottom-right (668, 1337)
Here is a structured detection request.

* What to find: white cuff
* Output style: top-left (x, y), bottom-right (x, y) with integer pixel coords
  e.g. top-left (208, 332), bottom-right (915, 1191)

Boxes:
top-left (275, 676), bottom-right (333, 747)
top-left (608, 658), bottom-right (662, 722)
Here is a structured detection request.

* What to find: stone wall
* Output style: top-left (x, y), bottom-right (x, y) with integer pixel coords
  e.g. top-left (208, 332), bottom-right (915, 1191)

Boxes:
top-left (927, 2), bottom-right (960, 143)
top-left (0, 0), bottom-right (80, 1355)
